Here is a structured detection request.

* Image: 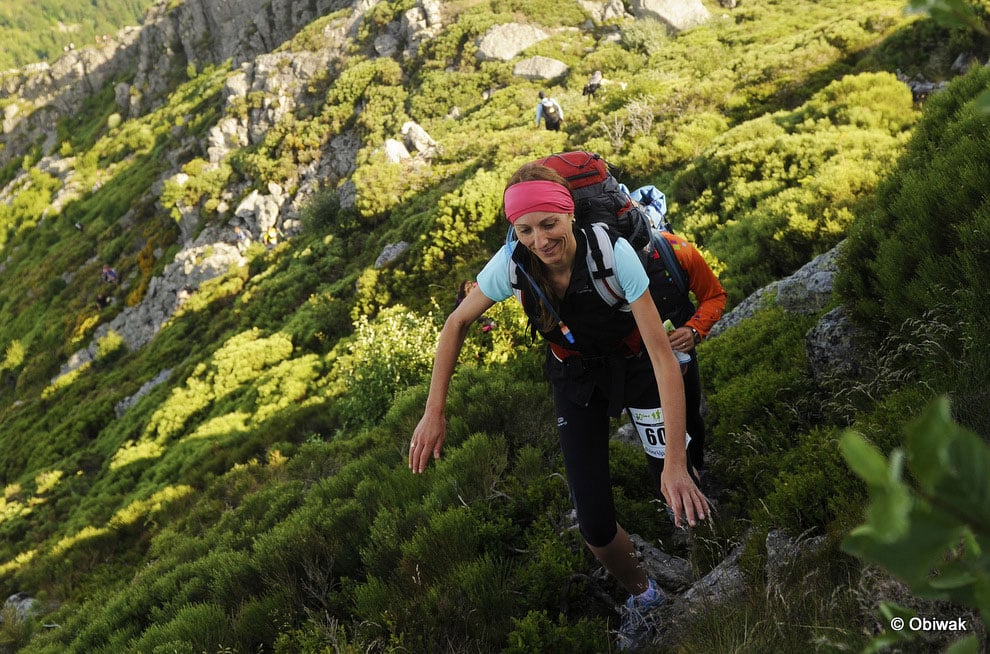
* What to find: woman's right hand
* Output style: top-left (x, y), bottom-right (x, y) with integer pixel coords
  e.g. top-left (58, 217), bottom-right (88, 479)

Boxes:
top-left (409, 409), bottom-right (446, 473)
top-left (409, 284), bottom-right (495, 474)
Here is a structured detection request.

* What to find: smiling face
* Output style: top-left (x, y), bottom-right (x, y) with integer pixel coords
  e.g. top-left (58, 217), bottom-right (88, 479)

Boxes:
top-left (512, 211), bottom-right (576, 268)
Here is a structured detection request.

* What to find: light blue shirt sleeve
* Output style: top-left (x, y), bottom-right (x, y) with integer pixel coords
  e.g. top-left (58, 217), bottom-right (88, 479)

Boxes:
top-left (613, 238), bottom-right (649, 302)
top-left (534, 103), bottom-right (543, 126)
top-left (476, 244), bottom-right (515, 302)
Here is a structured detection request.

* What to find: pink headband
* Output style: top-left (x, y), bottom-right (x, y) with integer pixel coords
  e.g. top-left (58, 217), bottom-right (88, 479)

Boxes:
top-left (503, 180), bottom-right (575, 224)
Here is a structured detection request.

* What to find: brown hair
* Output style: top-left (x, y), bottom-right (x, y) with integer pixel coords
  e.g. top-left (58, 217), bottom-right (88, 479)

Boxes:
top-left (505, 162), bottom-right (569, 189)
top-left (504, 164), bottom-right (573, 332)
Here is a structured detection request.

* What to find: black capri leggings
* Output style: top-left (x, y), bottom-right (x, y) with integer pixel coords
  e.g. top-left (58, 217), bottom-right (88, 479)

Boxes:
top-left (553, 357), bottom-right (704, 548)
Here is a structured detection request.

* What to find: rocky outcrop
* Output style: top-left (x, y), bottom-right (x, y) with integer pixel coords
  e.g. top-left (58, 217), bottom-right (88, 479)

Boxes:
top-left (55, 242), bottom-right (248, 383)
top-left (632, 529), bottom-right (826, 649)
top-left (513, 56), bottom-right (569, 81)
top-left (805, 306), bottom-right (871, 380)
top-left (709, 244), bottom-right (843, 338)
top-left (476, 23), bottom-right (551, 62)
top-left (0, 29), bottom-right (142, 167)
top-left (629, 0), bottom-right (710, 31)
top-left (706, 240), bottom-right (872, 386)
top-left (579, 0), bottom-right (632, 23)
top-left (1, 0), bottom-right (365, 166)
top-left (124, 0), bottom-right (355, 116)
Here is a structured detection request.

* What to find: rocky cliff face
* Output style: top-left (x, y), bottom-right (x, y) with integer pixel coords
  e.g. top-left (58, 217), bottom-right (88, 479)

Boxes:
top-left (1, 0), bottom-right (377, 380)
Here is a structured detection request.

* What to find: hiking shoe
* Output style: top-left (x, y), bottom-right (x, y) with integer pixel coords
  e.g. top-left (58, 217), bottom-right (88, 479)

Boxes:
top-left (616, 585), bottom-right (665, 651)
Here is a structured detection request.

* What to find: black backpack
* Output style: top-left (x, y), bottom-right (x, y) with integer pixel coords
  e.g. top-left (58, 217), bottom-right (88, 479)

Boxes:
top-left (509, 151), bottom-right (687, 301)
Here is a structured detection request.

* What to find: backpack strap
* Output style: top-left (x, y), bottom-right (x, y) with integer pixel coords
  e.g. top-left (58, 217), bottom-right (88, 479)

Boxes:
top-left (651, 230), bottom-right (688, 296)
top-left (508, 249), bottom-right (525, 306)
top-left (583, 223), bottom-right (631, 311)
top-left (506, 234), bottom-right (576, 344)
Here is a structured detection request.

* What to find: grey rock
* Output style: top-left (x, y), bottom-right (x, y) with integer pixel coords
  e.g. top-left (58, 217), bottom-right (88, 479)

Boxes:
top-left (709, 243), bottom-right (843, 338)
top-left (383, 139), bottom-right (412, 163)
top-left (374, 31), bottom-right (400, 57)
top-left (476, 23), bottom-right (550, 62)
top-left (3, 592), bottom-right (35, 623)
top-left (375, 241), bottom-right (410, 268)
top-left (629, 534), bottom-right (694, 591)
top-left (401, 121), bottom-right (440, 158)
top-left (805, 306), bottom-right (871, 380)
top-left (513, 56), bottom-right (569, 81)
top-left (630, 0), bottom-right (710, 31)
top-left (115, 369), bottom-right (173, 418)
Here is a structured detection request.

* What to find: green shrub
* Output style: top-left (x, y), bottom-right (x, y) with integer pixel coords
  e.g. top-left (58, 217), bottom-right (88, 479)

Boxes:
top-left (621, 18), bottom-right (670, 57)
top-left (327, 304), bottom-right (441, 427)
top-left (350, 154), bottom-right (408, 222)
top-left (128, 602), bottom-right (230, 652)
top-left (94, 330), bottom-right (127, 363)
top-left (674, 72), bottom-right (916, 301)
top-left (838, 65), bottom-right (990, 336)
top-left (759, 427), bottom-right (853, 533)
top-left (702, 307), bottom-right (816, 445)
top-left (417, 167), bottom-right (505, 275)
top-left (505, 610), bottom-right (607, 654)
top-left (417, 11), bottom-right (507, 70)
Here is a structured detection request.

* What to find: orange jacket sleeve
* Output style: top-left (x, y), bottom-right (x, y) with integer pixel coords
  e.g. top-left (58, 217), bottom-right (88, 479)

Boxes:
top-left (660, 232), bottom-right (727, 339)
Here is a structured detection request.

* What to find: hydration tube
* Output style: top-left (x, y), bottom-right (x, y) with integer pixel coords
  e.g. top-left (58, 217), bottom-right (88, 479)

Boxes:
top-left (505, 226), bottom-right (575, 344)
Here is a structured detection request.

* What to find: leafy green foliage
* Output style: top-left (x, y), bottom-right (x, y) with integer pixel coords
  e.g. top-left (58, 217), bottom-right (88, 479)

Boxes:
top-left (674, 72), bottom-right (917, 302)
top-left (327, 305), bottom-right (442, 427)
top-left (841, 398), bottom-right (988, 652)
top-left (837, 64), bottom-right (990, 434)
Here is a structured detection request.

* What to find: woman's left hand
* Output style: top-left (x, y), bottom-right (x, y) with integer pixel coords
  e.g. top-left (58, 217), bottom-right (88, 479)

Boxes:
top-left (660, 468), bottom-right (710, 529)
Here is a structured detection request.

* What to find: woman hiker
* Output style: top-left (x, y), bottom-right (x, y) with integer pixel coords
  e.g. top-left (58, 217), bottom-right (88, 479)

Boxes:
top-left (409, 162), bottom-right (710, 650)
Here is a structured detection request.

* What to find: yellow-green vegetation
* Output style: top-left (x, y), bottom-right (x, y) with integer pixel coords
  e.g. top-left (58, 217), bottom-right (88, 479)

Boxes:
top-left (0, 0), bottom-right (987, 651)
top-left (0, 0), bottom-right (154, 70)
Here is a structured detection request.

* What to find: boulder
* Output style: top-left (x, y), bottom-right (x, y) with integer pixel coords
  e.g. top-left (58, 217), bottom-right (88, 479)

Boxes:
top-left (375, 241), bottom-right (411, 268)
top-left (805, 306), bottom-right (871, 380)
top-left (709, 242), bottom-right (843, 338)
top-left (3, 592), bottom-right (35, 622)
top-left (629, 0), bottom-right (710, 31)
top-left (476, 23), bottom-right (550, 62)
top-left (513, 56), bottom-right (569, 81)
top-left (383, 139), bottom-right (411, 163)
top-left (401, 121), bottom-right (440, 158)
top-left (629, 534), bottom-right (694, 591)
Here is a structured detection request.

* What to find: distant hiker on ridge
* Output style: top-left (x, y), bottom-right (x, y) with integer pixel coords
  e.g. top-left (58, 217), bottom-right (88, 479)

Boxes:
top-left (535, 91), bottom-right (564, 131)
top-left (583, 70), bottom-right (603, 102)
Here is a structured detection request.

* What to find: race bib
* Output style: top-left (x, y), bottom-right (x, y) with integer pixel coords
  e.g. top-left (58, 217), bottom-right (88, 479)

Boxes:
top-left (627, 406), bottom-right (691, 459)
